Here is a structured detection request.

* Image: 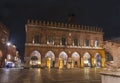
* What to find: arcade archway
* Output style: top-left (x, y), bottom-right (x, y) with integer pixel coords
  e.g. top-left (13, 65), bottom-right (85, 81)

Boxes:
top-left (59, 51), bottom-right (68, 68)
top-left (72, 52), bottom-right (80, 68)
top-left (83, 52), bottom-right (91, 67)
top-left (94, 53), bottom-right (102, 68)
top-left (30, 50), bottom-right (41, 67)
top-left (45, 51), bottom-right (55, 68)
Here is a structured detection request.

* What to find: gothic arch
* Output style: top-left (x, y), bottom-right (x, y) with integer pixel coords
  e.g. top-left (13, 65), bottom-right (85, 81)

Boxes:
top-left (45, 51), bottom-right (55, 61)
top-left (30, 50), bottom-right (41, 60)
top-left (72, 52), bottom-right (80, 61)
top-left (59, 51), bottom-right (68, 60)
top-left (83, 52), bottom-right (91, 67)
top-left (72, 52), bottom-right (80, 67)
top-left (94, 53), bottom-right (102, 67)
top-left (59, 51), bottom-right (68, 66)
top-left (30, 50), bottom-right (41, 67)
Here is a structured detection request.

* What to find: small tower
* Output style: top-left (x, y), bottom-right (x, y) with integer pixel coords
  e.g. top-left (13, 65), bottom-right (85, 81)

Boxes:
top-left (67, 14), bottom-right (76, 24)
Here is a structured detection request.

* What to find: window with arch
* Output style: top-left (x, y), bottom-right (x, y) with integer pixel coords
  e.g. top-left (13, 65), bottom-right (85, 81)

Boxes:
top-left (47, 35), bottom-right (54, 44)
top-left (94, 38), bottom-right (99, 47)
top-left (33, 35), bottom-right (39, 44)
top-left (31, 51), bottom-right (41, 59)
top-left (105, 52), bottom-right (113, 62)
top-left (59, 51), bottom-right (68, 66)
top-left (61, 37), bottom-right (66, 45)
top-left (73, 38), bottom-right (78, 46)
top-left (45, 51), bottom-right (55, 61)
top-left (83, 52), bottom-right (91, 67)
top-left (84, 39), bottom-right (89, 46)
top-left (94, 53), bottom-right (102, 67)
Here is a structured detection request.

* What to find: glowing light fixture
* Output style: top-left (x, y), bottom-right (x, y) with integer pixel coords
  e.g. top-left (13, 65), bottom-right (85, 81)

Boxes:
top-left (38, 61), bottom-right (41, 65)
top-left (7, 42), bottom-right (11, 46)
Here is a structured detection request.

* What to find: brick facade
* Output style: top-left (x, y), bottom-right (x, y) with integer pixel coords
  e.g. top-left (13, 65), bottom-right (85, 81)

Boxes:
top-left (104, 40), bottom-right (120, 68)
top-left (0, 22), bottom-right (9, 67)
top-left (24, 19), bottom-right (105, 68)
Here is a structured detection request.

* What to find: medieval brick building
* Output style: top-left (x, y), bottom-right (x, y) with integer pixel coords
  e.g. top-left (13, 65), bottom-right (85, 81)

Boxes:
top-left (24, 19), bottom-right (105, 68)
top-left (0, 22), bottom-right (9, 67)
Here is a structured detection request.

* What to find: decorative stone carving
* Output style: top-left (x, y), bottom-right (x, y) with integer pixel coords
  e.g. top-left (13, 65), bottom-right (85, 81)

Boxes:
top-left (104, 41), bottom-right (120, 71)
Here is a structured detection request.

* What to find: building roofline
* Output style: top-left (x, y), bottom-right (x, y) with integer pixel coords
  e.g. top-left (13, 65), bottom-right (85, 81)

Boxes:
top-left (26, 19), bottom-right (103, 33)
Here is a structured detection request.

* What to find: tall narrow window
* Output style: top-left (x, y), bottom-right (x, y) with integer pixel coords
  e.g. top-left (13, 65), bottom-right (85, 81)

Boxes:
top-left (74, 38), bottom-right (78, 46)
top-left (94, 38), bottom-right (99, 47)
top-left (47, 35), bottom-right (54, 44)
top-left (33, 35), bottom-right (39, 44)
top-left (84, 39), bottom-right (89, 46)
top-left (61, 37), bottom-right (66, 45)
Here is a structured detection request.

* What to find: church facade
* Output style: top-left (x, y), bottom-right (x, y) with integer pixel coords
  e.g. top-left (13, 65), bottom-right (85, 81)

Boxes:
top-left (24, 19), bottom-right (105, 68)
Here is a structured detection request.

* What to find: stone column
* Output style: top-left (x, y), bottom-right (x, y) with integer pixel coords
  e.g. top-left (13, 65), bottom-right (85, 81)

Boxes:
top-left (55, 58), bottom-right (59, 68)
top-left (91, 57), bottom-right (94, 67)
top-left (59, 58), bottom-right (63, 69)
top-left (114, 47), bottom-right (120, 68)
top-left (71, 60), bottom-right (74, 68)
top-left (78, 59), bottom-right (80, 68)
top-left (102, 58), bottom-right (105, 67)
top-left (81, 57), bottom-right (84, 67)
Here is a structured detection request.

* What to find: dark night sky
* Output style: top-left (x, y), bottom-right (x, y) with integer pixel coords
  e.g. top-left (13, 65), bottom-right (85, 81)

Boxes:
top-left (0, 0), bottom-right (120, 59)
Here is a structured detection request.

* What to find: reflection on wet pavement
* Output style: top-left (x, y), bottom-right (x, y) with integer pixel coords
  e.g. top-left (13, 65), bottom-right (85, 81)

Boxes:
top-left (0, 68), bottom-right (103, 83)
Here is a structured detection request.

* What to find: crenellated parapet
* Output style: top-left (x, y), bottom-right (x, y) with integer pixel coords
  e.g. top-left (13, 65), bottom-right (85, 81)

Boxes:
top-left (27, 19), bottom-right (103, 32)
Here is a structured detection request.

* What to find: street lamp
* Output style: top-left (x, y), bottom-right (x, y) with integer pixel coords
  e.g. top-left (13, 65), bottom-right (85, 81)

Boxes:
top-left (7, 42), bottom-right (11, 46)
top-left (6, 42), bottom-right (11, 55)
top-left (5, 42), bottom-right (17, 68)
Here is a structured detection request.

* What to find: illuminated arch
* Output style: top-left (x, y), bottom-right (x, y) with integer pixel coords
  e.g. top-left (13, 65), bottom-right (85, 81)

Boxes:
top-left (72, 52), bottom-right (80, 61)
top-left (59, 51), bottom-right (68, 66)
top-left (45, 51), bottom-right (55, 61)
top-left (59, 51), bottom-right (68, 60)
top-left (94, 53), bottom-right (102, 67)
top-left (83, 52), bottom-right (91, 67)
top-left (83, 52), bottom-right (91, 60)
top-left (30, 50), bottom-right (41, 67)
top-left (30, 50), bottom-right (41, 60)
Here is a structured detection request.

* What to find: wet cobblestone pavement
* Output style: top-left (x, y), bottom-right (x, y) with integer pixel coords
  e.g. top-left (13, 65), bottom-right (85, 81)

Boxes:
top-left (0, 68), bottom-right (103, 83)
